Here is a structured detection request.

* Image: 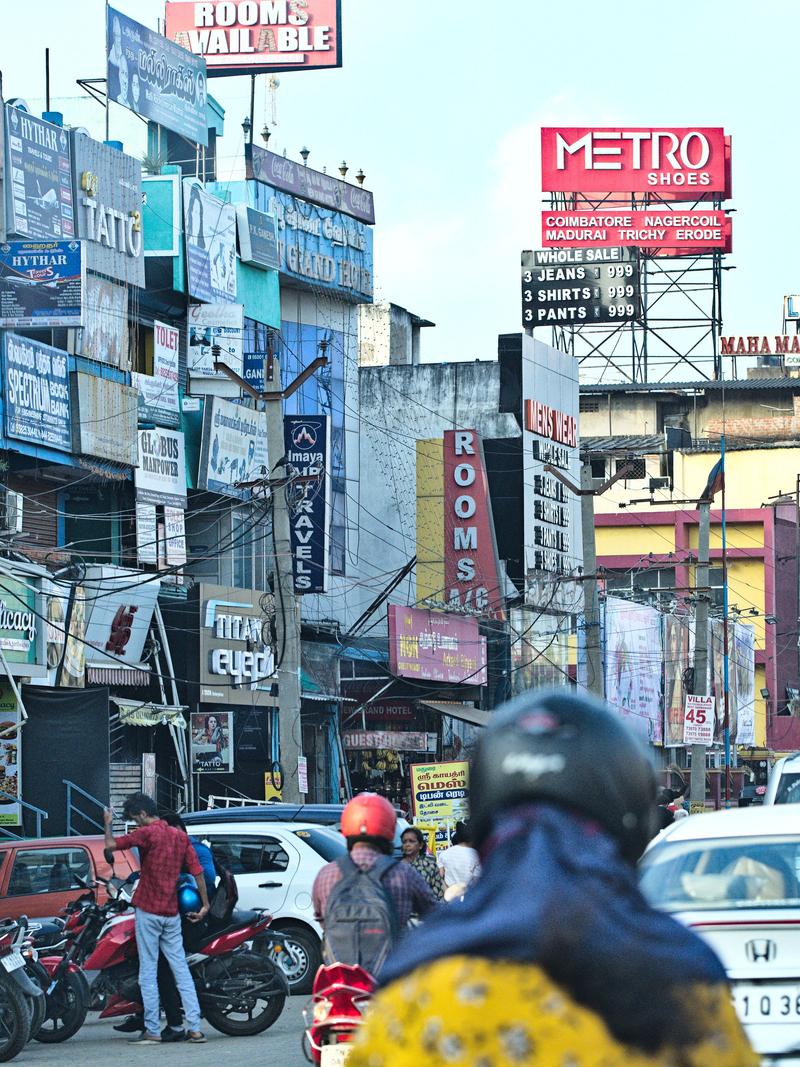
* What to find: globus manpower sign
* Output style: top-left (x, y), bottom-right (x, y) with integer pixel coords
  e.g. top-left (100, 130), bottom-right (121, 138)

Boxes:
top-left (541, 127), bottom-right (728, 193)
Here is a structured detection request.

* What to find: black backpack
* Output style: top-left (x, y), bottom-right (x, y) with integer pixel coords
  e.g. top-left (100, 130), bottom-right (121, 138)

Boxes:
top-left (322, 854), bottom-right (400, 975)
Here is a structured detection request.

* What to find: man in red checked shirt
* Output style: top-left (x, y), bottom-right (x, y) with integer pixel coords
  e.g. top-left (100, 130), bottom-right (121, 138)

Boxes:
top-left (104, 792), bottom-right (210, 1045)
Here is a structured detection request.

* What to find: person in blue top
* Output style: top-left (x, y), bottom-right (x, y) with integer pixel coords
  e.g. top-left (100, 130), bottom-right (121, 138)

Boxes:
top-left (162, 811), bottom-right (218, 894)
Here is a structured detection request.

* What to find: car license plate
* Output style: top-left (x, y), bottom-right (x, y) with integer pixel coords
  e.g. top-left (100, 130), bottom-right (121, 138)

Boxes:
top-left (320, 1045), bottom-right (351, 1067)
top-left (734, 985), bottom-right (800, 1023)
top-left (0, 952), bottom-right (24, 973)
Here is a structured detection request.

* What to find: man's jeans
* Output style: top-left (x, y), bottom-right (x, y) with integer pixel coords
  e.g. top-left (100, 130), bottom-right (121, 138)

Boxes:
top-left (135, 909), bottom-right (201, 1036)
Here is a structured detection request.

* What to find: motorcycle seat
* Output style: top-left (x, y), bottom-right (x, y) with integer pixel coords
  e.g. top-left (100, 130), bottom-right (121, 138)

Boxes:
top-left (231, 908), bottom-right (262, 926)
top-left (32, 919), bottom-right (66, 947)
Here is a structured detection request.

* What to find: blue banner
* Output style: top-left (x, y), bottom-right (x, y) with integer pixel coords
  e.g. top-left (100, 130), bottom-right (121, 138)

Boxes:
top-left (0, 240), bottom-right (83, 328)
top-left (284, 414), bottom-right (330, 594)
top-left (107, 6), bottom-right (208, 146)
top-left (3, 334), bottom-right (72, 452)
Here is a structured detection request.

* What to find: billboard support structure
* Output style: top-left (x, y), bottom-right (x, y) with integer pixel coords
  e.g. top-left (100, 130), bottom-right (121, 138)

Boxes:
top-left (546, 190), bottom-right (726, 383)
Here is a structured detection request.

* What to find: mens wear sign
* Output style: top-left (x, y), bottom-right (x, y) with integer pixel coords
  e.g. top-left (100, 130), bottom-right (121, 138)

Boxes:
top-left (541, 127), bottom-right (728, 194)
top-left (3, 334), bottom-right (72, 453)
top-left (5, 106), bottom-right (74, 240)
top-left (0, 240), bottom-right (84, 328)
top-left (166, 0), bottom-right (342, 77)
top-left (107, 6), bottom-right (208, 146)
top-left (284, 414), bottom-right (330, 594)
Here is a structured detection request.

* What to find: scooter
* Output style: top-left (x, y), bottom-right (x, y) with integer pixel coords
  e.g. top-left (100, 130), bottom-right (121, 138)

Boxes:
top-left (0, 916), bottom-right (44, 1061)
top-left (303, 964), bottom-right (375, 1067)
top-left (35, 871), bottom-right (289, 1042)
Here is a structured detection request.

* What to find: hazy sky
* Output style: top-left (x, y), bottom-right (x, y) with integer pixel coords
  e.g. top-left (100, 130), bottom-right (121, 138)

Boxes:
top-left (0, 1), bottom-right (794, 379)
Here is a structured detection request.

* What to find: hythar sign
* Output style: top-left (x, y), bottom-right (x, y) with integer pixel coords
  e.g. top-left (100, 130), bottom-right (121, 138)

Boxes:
top-left (541, 128), bottom-right (728, 194)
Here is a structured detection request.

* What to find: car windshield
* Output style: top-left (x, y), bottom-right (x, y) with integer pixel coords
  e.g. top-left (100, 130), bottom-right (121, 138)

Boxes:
top-left (293, 828), bottom-right (346, 862)
top-left (774, 772), bottom-right (800, 804)
top-left (640, 834), bottom-right (800, 911)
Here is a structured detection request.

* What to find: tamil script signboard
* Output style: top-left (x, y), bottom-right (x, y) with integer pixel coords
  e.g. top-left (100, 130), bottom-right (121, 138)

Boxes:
top-left (410, 760), bottom-right (470, 825)
top-left (3, 333), bottom-right (71, 452)
top-left (5, 106), bottom-right (74, 239)
top-left (198, 397), bottom-right (268, 499)
top-left (388, 605), bottom-right (488, 686)
top-left (246, 144), bottom-right (374, 224)
top-left (0, 240), bottom-right (83, 328)
top-left (107, 6), bottom-right (208, 146)
top-left (522, 247), bottom-right (639, 327)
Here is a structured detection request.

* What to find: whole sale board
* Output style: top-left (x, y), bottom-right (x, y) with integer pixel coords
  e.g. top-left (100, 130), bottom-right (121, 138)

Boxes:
top-left (522, 247), bottom-right (639, 327)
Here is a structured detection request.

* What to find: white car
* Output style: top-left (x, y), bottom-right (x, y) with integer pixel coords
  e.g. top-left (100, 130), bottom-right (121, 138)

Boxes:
top-left (188, 819), bottom-right (347, 993)
top-left (640, 807), bottom-right (800, 1065)
top-left (763, 752), bottom-right (800, 805)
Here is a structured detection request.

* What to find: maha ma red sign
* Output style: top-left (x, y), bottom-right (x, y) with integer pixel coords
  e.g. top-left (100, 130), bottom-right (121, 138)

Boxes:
top-left (388, 605), bottom-right (488, 686)
top-left (541, 128), bottom-right (727, 194)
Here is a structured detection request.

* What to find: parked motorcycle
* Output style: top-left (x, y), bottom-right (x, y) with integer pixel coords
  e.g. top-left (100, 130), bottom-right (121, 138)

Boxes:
top-left (303, 963), bottom-right (375, 1067)
top-left (0, 916), bottom-right (45, 1061)
top-left (35, 871), bottom-right (288, 1042)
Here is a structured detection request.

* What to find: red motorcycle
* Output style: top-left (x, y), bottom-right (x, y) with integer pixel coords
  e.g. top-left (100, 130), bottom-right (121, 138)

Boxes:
top-left (303, 964), bottom-right (375, 1066)
top-left (35, 872), bottom-right (289, 1042)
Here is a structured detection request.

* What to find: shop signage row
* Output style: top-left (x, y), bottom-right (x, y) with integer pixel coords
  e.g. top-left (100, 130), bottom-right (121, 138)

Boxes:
top-left (522, 247), bottom-right (639, 327)
top-left (388, 605), bottom-right (488, 686)
top-left (284, 414), bottom-right (330, 594)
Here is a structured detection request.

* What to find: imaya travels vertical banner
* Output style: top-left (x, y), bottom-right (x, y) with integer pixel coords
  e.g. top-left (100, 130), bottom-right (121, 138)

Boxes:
top-left (284, 414), bottom-right (330, 593)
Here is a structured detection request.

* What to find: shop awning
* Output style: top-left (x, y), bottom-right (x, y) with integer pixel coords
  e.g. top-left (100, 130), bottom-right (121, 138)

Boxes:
top-left (87, 663), bottom-right (150, 687)
top-left (420, 701), bottom-right (490, 727)
top-left (112, 699), bottom-right (187, 728)
top-left (301, 669), bottom-right (354, 703)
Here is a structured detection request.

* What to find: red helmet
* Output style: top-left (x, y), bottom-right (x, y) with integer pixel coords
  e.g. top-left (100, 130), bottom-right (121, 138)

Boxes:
top-left (340, 793), bottom-right (396, 850)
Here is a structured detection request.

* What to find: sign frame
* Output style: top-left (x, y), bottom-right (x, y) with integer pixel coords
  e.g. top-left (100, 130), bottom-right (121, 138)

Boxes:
top-left (522, 248), bottom-right (639, 328)
top-left (683, 693), bottom-right (715, 746)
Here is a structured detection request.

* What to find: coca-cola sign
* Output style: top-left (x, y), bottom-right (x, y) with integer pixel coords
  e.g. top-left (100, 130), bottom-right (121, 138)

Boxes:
top-left (246, 144), bottom-right (375, 224)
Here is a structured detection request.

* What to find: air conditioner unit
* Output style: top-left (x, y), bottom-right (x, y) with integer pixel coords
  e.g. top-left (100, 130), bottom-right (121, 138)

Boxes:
top-left (1, 491), bottom-right (23, 535)
top-left (649, 477), bottom-right (670, 492)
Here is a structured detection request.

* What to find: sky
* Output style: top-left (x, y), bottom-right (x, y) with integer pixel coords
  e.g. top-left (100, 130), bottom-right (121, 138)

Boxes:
top-left (0, 0), bottom-right (795, 381)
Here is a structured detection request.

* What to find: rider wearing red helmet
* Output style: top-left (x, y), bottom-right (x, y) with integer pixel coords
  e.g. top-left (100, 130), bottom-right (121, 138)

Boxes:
top-left (312, 793), bottom-right (437, 970)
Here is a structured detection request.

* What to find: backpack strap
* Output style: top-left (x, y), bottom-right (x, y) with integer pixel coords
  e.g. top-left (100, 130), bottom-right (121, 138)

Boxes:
top-left (368, 854), bottom-right (399, 883)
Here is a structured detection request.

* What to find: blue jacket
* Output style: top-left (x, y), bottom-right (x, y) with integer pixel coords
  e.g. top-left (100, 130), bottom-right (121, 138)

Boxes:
top-left (189, 834), bottom-right (218, 893)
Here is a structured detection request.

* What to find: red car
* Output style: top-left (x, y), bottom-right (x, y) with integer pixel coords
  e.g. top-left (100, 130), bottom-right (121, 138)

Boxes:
top-left (0, 836), bottom-right (139, 920)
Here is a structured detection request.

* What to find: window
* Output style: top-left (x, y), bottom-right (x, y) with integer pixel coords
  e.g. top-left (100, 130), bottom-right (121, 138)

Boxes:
top-left (775, 774), bottom-right (800, 805)
top-left (206, 835), bottom-right (289, 876)
top-left (293, 828), bottom-right (347, 863)
top-left (708, 567), bottom-right (725, 609)
top-left (579, 398), bottom-right (600, 413)
top-left (7, 847), bottom-right (91, 896)
top-left (590, 458), bottom-right (606, 479)
top-left (62, 488), bottom-right (121, 564)
top-left (605, 567), bottom-right (676, 602)
top-left (616, 457), bottom-right (647, 481)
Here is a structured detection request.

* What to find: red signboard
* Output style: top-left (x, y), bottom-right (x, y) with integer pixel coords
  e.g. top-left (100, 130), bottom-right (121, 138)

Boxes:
top-left (166, 0), bottom-right (342, 77)
top-left (541, 128), bottom-right (728, 194)
top-left (443, 429), bottom-right (505, 620)
top-left (524, 400), bottom-right (577, 446)
top-left (388, 605), bottom-right (488, 686)
top-left (541, 210), bottom-right (730, 251)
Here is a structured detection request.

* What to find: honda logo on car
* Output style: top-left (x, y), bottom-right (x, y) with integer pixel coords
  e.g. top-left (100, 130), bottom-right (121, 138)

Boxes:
top-left (744, 939), bottom-right (777, 963)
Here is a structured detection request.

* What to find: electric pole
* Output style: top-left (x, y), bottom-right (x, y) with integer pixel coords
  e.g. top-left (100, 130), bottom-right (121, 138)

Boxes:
top-left (690, 501), bottom-right (711, 813)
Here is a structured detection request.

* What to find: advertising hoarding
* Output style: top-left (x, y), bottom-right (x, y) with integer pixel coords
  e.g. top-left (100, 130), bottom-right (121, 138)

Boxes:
top-left (188, 302), bottom-right (243, 377)
top-left (74, 274), bottom-right (129, 368)
top-left (82, 568), bottom-right (161, 665)
top-left (135, 429), bottom-right (187, 507)
top-left (132, 320), bottom-right (180, 425)
top-left (107, 6), bottom-right (208, 146)
top-left (0, 240), bottom-right (83, 328)
top-left (410, 760), bottom-right (470, 824)
top-left (166, 0), bottom-right (342, 77)
top-left (5, 105), bottom-right (74, 239)
top-left (198, 397), bottom-right (268, 499)
top-left (541, 127), bottom-right (728, 194)
top-left (191, 710), bottom-right (233, 773)
top-left (388, 605), bottom-right (488, 686)
top-left (197, 584), bottom-right (278, 704)
top-left (183, 180), bottom-right (237, 303)
top-left (44, 579), bottom-right (86, 687)
top-left (0, 683), bottom-right (21, 826)
top-left (250, 182), bottom-right (373, 303)
top-left (284, 414), bottom-right (330, 594)
top-left (683, 694), bottom-right (715, 746)
top-left (71, 373), bottom-right (138, 464)
top-left (443, 429), bottom-right (505, 620)
top-left (246, 145), bottom-right (374, 224)
top-left (3, 333), bottom-right (71, 452)
top-left (522, 247), bottom-right (639, 327)
top-left (236, 205), bottom-right (279, 270)
top-left (71, 132), bottom-right (144, 287)
top-left (734, 622), bottom-right (755, 747)
top-left (541, 209), bottom-right (730, 250)
top-left (604, 596), bottom-right (663, 744)
top-left (664, 613), bottom-right (691, 747)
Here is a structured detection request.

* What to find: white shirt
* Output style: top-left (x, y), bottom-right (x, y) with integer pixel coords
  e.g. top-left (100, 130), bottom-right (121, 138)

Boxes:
top-left (438, 844), bottom-right (480, 888)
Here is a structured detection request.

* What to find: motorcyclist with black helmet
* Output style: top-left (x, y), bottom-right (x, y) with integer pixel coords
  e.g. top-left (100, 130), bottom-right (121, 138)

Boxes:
top-left (349, 689), bottom-right (757, 1067)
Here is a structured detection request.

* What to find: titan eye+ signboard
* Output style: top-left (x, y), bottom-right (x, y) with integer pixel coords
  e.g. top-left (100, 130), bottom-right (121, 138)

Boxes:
top-left (71, 132), bottom-right (144, 287)
top-left (166, 0), bottom-right (342, 78)
top-left (5, 105), bottom-right (74, 240)
top-left (0, 240), bottom-right (84, 328)
top-left (284, 414), bottom-right (330, 594)
top-left (248, 181), bottom-right (373, 303)
top-left (196, 585), bottom-right (278, 705)
top-left (2, 333), bottom-right (72, 453)
top-left (522, 248), bottom-right (639, 327)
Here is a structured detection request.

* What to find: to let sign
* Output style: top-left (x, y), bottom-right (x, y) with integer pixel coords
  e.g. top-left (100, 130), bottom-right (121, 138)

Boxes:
top-left (683, 694), bottom-right (715, 746)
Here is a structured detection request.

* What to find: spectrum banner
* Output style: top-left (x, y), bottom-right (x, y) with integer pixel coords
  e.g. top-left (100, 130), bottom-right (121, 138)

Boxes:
top-left (541, 210), bottom-right (730, 250)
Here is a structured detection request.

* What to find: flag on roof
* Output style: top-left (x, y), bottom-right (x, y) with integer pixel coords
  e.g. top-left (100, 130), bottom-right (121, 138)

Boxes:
top-left (702, 457), bottom-right (724, 501)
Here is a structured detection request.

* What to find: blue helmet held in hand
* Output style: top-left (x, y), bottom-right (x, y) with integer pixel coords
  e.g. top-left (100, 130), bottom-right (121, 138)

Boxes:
top-left (177, 879), bottom-right (202, 917)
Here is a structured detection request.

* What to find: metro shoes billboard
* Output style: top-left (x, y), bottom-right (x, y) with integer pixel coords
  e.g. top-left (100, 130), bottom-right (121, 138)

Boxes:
top-left (541, 128), bottom-right (727, 194)
top-left (541, 209), bottom-right (731, 251)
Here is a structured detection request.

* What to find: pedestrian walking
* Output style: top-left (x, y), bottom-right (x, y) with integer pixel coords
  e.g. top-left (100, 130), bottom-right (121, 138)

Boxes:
top-left (103, 793), bottom-right (210, 1045)
top-left (400, 827), bottom-right (444, 901)
top-left (437, 821), bottom-right (480, 890)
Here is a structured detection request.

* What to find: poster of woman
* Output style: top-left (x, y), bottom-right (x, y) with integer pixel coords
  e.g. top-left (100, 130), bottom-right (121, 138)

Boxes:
top-left (191, 710), bottom-right (233, 774)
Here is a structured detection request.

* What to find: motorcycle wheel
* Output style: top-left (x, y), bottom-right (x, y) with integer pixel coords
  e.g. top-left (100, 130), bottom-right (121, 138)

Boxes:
top-left (203, 951), bottom-right (286, 1037)
top-left (35, 970), bottom-right (88, 1044)
top-left (0, 973), bottom-right (31, 1062)
top-left (25, 961), bottom-right (49, 1040)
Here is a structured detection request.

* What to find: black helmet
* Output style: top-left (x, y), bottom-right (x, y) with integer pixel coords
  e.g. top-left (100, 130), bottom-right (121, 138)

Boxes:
top-left (470, 688), bottom-right (657, 863)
